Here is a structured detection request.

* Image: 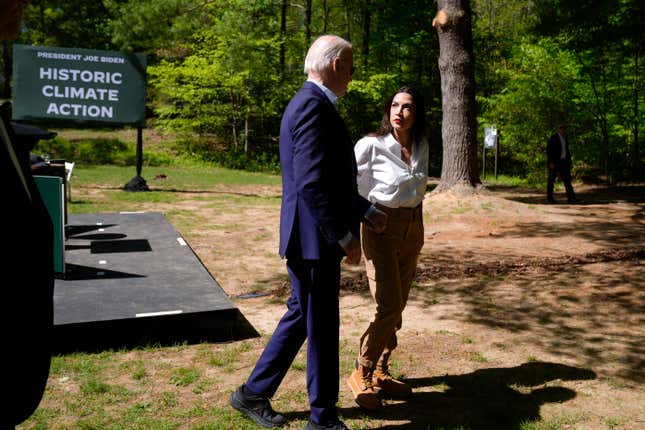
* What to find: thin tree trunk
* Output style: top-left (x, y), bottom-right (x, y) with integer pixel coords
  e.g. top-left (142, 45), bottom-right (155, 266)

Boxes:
top-left (342, 0), bottom-right (351, 41)
top-left (322, 0), bottom-right (329, 34)
top-left (633, 46), bottom-right (640, 178)
top-left (279, 0), bottom-right (287, 81)
top-left (575, 51), bottom-right (610, 182)
top-left (304, 0), bottom-right (312, 48)
top-left (432, 0), bottom-right (480, 194)
top-left (244, 111), bottom-right (249, 154)
top-left (231, 90), bottom-right (238, 150)
top-left (361, 2), bottom-right (370, 69)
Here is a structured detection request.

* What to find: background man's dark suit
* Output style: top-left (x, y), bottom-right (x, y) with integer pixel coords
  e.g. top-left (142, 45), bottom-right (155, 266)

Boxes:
top-left (546, 127), bottom-right (576, 203)
top-left (243, 81), bottom-right (371, 425)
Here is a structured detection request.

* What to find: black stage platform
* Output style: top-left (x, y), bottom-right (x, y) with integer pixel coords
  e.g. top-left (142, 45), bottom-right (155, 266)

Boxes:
top-left (54, 211), bottom-right (257, 353)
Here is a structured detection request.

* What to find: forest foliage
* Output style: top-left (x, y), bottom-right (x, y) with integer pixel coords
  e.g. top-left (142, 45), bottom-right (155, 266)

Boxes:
top-left (4, 0), bottom-right (643, 182)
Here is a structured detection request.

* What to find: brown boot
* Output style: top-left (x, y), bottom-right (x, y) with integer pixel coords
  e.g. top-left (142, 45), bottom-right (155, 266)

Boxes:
top-left (373, 364), bottom-right (412, 398)
top-left (347, 364), bottom-right (382, 410)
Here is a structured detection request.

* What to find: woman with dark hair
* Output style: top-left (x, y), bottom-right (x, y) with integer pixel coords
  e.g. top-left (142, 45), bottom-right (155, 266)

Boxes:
top-left (347, 86), bottom-right (428, 410)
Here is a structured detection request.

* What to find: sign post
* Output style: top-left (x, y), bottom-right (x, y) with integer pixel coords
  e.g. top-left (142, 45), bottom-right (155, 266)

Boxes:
top-left (483, 126), bottom-right (498, 179)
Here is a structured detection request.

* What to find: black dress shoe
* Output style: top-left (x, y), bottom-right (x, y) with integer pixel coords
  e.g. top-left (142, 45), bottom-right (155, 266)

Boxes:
top-left (230, 384), bottom-right (286, 428)
top-left (304, 419), bottom-right (350, 430)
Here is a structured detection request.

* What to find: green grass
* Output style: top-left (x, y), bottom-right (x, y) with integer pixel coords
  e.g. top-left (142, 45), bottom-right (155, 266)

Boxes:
top-left (205, 343), bottom-right (251, 372)
top-left (470, 352), bottom-right (489, 363)
top-left (168, 367), bottom-right (200, 387)
top-left (451, 201), bottom-right (474, 214)
top-left (482, 174), bottom-right (540, 188)
top-left (461, 336), bottom-right (474, 344)
top-left (519, 415), bottom-right (583, 430)
top-left (72, 164), bottom-right (280, 190)
top-left (480, 202), bottom-right (494, 211)
top-left (66, 164), bottom-right (281, 215)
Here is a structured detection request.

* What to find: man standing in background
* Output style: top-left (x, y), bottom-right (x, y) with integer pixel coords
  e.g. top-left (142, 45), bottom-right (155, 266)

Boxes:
top-left (547, 124), bottom-right (577, 204)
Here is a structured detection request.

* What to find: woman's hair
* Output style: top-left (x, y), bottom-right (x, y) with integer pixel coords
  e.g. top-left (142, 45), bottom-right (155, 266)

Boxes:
top-left (373, 85), bottom-right (427, 143)
top-left (304, 35), bottom-right (352, 75)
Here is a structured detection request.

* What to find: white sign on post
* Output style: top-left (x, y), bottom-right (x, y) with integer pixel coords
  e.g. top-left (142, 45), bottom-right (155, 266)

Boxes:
top-left (485, 127), bottom-right (497, 149)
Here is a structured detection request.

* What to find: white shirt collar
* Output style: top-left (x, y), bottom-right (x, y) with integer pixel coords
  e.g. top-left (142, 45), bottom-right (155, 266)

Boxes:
top-left (383, 133), bottom-right (402, 152)
top-left (307, 79), bottom-right (338, 109)
top-left (383, 133), bottom-right (417, 160)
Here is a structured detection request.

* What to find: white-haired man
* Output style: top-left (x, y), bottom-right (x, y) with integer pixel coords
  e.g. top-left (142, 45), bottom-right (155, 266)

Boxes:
top-left (230, 34), bottom-right (386, 430)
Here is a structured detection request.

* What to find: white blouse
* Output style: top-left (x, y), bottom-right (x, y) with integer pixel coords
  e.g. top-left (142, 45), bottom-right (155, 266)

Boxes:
top-left (354, 133), bottom-right (428, 208)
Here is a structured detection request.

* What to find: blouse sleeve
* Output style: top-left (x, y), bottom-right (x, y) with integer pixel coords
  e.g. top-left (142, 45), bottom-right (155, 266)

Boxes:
top-left (354, 136), bottom-right (373, 200)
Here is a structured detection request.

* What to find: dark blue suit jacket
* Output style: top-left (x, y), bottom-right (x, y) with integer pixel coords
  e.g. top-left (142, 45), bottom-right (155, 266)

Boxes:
top-left (279, 81), bottom-right (370, 260)
top-left (547, 132), bottom-right (572, 170)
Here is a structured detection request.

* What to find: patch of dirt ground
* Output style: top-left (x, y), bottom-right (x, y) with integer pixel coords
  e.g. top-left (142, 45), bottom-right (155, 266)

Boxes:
top-left (215, 184), bottom-right (644, 429)
top-left (64, 182), bottom-right (645, 429)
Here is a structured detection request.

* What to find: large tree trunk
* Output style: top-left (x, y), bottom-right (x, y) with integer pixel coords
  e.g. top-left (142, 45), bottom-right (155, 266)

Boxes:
top-left (433, 0), bottom-right (480, 194)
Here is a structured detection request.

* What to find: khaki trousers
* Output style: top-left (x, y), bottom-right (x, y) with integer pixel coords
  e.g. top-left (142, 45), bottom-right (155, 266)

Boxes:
top-left (358, 204), bottom-right (424, 369)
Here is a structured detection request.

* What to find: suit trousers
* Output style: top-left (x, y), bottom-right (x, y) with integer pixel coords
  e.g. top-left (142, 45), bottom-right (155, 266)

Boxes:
top-left (547, 165), bottom-right (576, 201)
top-left (245, 256), bottom-right (342, 425)
top-left (358, 204), bottom-right (424, 369)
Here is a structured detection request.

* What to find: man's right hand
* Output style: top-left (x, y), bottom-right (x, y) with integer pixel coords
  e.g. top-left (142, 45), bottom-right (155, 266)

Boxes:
top-left (341, 235), bottom-right (361, 265)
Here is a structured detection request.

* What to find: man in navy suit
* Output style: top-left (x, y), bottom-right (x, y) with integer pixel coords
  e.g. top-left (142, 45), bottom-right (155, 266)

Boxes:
top-left (230, 34), bottom-right (386, 430)
top-left (546, 124), bottom-right (577, 203)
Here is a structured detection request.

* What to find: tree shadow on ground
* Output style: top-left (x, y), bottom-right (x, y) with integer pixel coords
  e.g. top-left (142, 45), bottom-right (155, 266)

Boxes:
top-left (497, 218), bottom-right (644, 247)
top-left (409, 184), bottom-right (644, 384)
top-left (412, 247), bottom-right (644, 383)
top-left (486, 184), bottom-right (645, 206)
top-left (286, 362), bottom-right (595, 429)
top-left (493, 198), bottom-right (644, 247)
top-left (256, 249), bottom-right (644, 384)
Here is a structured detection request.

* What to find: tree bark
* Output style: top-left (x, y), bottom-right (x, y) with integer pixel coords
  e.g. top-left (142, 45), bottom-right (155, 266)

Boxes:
top-left (632, 46), bottom-right (640, 178)
top-left (244, 111), bottom-right (249, 154)
top-left (361, 1), bottom-right (371, 69)
top-left (304, 0), bottom-right (312, 48)
top-left (433, 0), bottom-right (480, 194)
top-left (322, 0), bottom-right (329, 34)
top-left (279, 0), bottom-right (287, 81)
top-left (342, 0), bottom-right (351, 41)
